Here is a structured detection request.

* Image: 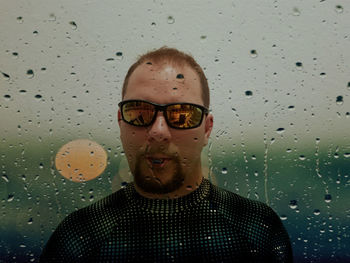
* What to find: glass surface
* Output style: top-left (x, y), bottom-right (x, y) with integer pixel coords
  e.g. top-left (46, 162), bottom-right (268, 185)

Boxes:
top-left (0, 0), bottom-right (349, 262)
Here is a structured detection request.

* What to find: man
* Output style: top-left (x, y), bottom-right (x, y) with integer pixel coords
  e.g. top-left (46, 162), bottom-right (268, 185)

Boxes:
top-left (40, 47), bottom-right (293, 262)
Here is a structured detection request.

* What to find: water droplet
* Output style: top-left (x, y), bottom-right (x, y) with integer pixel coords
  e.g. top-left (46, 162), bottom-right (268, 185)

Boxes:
top-left (245, 90), bottom-right (253, 98)
top-left (221, 167), bottom-right (228, 174)
top-left (41, 67), bottom-right (46, 71)
top-left (299, 155), bottom-right (306, 160)
top-left (254, 192), bottom-right (259, 199)
top-left (313, 209), bottom-right (321, 215)
top-left (39, 162), bottom-right (44, 169)
top-left (77, 109), bottom-right (84, 115)
top-left (288, 105), bottom-right (295, 110)
top-left (320, 72), bottom-right (326, 78)
top-left (250, 49), bottom-right (258, 58)
top-left (26, 69), bottom-right (34, 78)
top-left (33, 30), bottom-right (39, 36)
top-left (200, 35), bottom-right (207, 40)
top-left (12, 52), bottom-right (18, 58)
top-left (276, 128), bottom-right (285, 134)
top-left (292, 7), bottom-right (300, 16)
top-left (8, 194), bottom-right (14, 202)
top-left (28, 218), bottom-right (33, 224)
top-left (289, 200), bottom-right (298, 209)
top-left (296, 62), bottom-right (303, 68)
top-left (35, 94), bottom-right (42, 99)
top-left (1, 72), bottom-right (10, 80)
top-left (280, 215), bottom-right (288, 220)
top-left (116, 52), bottom-right (123, 60)
top-left (167, 16), bottom-right (175, 24)
top-left (49, 13), bottom-right (56, 21)
top-left (4, 94), bottom-right (11, 101)
top-left (176, 73), bottom-right (184, 79)
top-left (186, 185), bottom-right (193, 191)
top-left (336, 96), bottom-right (343, 105)
top-left (69, 21), bottom-right (77, 30)
top-left (344, 152), bottom-right (350, 158)
top-left (2, 174), bottom-right (9, 182)
top-left (17, 16), bottom-right (23, 23)
top-left (335, 5), bottom-right (343, 13)
top-left (347, 82), bottom-right (350, 90)
top-left (325, 194), bottom-right (332, 203)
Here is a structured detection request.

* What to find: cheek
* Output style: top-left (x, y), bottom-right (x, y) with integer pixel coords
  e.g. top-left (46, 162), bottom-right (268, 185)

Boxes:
top-left (120, 127), bottom-right (146, 159)
top-left (173, 130), bottom-right (204, 157)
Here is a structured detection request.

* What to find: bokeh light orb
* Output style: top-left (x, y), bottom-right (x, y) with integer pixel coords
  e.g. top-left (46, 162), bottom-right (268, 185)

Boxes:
top-left (55, 139), bottom-right (107, 182)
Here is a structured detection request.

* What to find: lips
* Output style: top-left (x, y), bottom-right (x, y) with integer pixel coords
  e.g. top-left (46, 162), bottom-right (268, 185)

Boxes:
top-left (146, 156), bottom-right (172, 168)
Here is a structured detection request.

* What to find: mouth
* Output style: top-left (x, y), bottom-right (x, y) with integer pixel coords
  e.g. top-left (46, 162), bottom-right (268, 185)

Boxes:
top-left (146, 156), bottom-right (172, 168)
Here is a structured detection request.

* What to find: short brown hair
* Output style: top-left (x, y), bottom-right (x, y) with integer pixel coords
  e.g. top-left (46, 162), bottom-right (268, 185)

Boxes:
top-left (122, 47), bottom-right (210, 108)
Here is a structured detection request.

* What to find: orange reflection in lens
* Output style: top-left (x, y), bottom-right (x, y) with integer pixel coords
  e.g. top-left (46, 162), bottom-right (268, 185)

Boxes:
top-left (55, 139), bottom-right (107, 182)
top-left (167, 105), bottom-right (201, 128)
top-left (124, 101), bottom-right (154, 125)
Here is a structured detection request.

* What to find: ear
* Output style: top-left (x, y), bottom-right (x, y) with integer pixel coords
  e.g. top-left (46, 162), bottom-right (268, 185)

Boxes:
top-left (203, 114), bottom-right (213, 146)
top-left (117, 109), bottom-right (122, 127)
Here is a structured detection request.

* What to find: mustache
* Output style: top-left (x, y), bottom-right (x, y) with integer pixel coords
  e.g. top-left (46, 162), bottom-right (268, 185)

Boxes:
top-left (142, 145), bottom-right (178, 158)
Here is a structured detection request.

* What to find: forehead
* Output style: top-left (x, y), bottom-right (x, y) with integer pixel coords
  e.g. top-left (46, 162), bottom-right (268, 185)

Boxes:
top-left (124, 62), bottom-right (203, 105)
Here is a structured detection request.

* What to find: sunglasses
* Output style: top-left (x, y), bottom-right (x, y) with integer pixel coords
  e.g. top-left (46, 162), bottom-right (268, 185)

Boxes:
top-left (118, 100), bottom-right (209, 129)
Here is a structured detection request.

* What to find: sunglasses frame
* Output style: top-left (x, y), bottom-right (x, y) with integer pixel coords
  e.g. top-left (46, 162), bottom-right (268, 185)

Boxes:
top-left (118, 99), bottom-right (209, 129)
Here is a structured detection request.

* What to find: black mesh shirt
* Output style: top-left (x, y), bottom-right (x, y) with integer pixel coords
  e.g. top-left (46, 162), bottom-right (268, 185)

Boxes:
top-left (40, 178), bottom-right (293, 262)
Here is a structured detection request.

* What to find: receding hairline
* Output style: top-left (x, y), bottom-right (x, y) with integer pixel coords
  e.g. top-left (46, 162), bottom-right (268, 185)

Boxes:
top-left (122, 47), bottom-right (210, 108)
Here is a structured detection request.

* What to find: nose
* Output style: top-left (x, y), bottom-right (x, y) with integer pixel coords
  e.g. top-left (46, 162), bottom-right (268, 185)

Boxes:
top-left (147, 111), bottom-right (171, 142)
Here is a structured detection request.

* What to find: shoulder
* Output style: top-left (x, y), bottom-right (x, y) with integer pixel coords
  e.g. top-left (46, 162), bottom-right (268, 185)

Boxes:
top-left (62, 186), bottom-right (128, 226)
top-left (208, 182), bottom-right (284, 231)
top-left (209, 183), bottom-right (273, 214)
top-left (207, 182), bottom-right (293, 262)
top-left (40, 187), bottom-right (129, 262)
top-left (61, 186), bottom-right (130, 234)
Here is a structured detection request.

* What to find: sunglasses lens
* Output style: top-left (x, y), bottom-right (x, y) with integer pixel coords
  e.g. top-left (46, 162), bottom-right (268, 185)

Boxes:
top-left (166, 104), bottom-right (203, 128)
top-left (122, 101), bottom-right (155, 126)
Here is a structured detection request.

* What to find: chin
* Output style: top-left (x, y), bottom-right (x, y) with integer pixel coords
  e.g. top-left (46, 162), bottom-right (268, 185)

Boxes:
top-left (133, 156), bottom-right (184, 195)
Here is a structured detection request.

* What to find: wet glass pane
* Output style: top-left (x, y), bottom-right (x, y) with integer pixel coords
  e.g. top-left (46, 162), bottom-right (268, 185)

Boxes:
top-left (1, 1), bottom-right (349, 262)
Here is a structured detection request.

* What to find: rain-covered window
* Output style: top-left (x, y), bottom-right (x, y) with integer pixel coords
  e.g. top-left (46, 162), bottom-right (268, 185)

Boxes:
top-left (1, 1), bottom-right (349, 262)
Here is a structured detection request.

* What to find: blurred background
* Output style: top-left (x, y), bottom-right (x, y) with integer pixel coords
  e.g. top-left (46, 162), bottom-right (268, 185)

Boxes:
top-left (0, 0), bottom-right (349, 262)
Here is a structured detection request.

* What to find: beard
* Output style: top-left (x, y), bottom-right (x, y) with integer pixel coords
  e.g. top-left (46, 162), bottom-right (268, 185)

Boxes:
top-left (133, 153), bottom-right (185, 195)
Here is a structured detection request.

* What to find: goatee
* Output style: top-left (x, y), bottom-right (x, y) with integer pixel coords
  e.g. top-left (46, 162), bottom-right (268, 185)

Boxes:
top-left (133, 154), bottom-right (184, 195)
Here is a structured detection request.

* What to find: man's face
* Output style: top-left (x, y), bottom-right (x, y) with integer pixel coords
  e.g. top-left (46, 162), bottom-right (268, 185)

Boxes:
top-left (118, 62), bottom-right (213, 196)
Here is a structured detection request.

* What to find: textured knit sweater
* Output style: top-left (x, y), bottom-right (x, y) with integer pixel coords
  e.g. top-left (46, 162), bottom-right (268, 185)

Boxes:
top-left (40, 178), bottom-right (293, 262)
